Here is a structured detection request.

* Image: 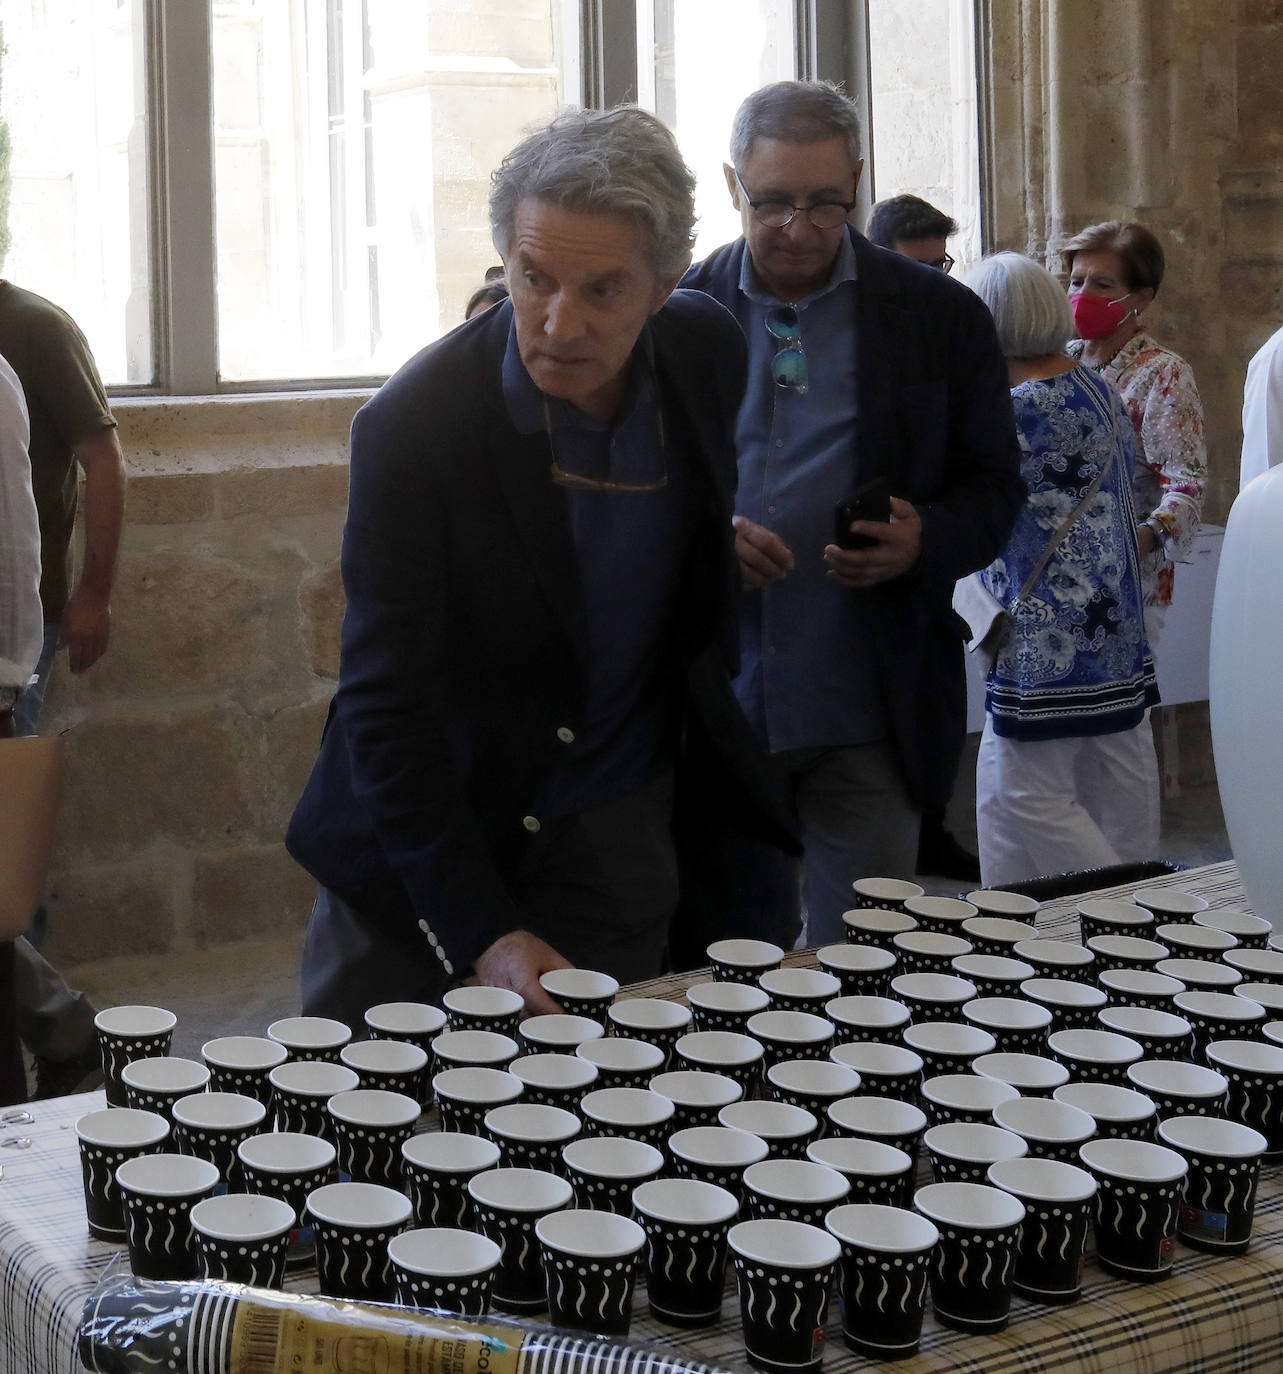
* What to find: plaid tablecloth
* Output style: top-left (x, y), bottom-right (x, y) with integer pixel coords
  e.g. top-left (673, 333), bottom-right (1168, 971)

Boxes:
top-left (2, 861), bottom-right (1279, 1374)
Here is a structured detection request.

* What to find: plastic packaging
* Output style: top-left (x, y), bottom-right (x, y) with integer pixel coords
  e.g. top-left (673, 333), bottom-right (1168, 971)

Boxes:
top-left (78, 1270), bottom-right (737, 1374)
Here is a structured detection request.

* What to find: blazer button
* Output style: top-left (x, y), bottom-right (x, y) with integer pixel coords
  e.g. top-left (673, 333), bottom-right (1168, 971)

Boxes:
top-left (522, 815), bottom-right (542, 833)
top-left (556, 726), bottom-right (575, 744)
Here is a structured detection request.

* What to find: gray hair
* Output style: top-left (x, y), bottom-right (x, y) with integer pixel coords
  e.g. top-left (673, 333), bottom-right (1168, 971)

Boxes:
top-left (490, 106), bottom-right (696, 283)
top-left (729, 81), bottom-right (862, 170)
top-left (964, 251), bottom-right (1075, 360)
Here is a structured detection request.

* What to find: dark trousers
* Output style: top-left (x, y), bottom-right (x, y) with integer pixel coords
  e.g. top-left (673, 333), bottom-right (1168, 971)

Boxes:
top-left (301, 775), bottom-right (679, 1027)
top-left (0, 943), bottom-right (26, 1106)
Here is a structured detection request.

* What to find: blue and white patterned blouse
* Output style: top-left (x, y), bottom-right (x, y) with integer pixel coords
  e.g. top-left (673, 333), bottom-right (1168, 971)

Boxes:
top-left (980, 365), bottom-right (1159, 740)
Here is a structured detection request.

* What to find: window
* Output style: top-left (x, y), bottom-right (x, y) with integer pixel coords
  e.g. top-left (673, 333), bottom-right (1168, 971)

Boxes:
top-left (0, 1), bottom-right (983, 394)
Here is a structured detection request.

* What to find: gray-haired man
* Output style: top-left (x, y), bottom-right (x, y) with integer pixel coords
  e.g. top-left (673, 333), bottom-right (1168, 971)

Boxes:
top-left (288, 107), bottom-right (794, 1023)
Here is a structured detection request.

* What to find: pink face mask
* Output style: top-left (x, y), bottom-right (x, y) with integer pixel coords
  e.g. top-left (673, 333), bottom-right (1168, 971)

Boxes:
top-left (1070, 291), bottom-right (1132, 341)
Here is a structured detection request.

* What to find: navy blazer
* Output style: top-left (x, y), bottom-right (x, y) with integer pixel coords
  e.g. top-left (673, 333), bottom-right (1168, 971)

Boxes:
top-left (286, 290), bottom-right (796, 977)
top-left (682, 229), bottom-right (1025, 808)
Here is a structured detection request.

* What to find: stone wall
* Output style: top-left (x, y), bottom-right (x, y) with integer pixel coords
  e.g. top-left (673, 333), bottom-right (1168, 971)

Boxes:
top-left (41, 394), bottom-right (363, 965)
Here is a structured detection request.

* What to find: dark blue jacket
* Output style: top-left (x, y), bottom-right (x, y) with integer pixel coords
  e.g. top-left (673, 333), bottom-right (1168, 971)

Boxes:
top-left (682, 229), bottom-right (1025, 807)
top-left (286, 291), bottom-right (796, 977)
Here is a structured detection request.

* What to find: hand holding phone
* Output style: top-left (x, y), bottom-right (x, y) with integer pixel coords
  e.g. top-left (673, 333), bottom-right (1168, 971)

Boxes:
top-left (834, 478), bottom-right (892, 550)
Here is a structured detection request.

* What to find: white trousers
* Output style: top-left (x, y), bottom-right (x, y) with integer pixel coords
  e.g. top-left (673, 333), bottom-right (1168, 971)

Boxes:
top-left (976, 714), bottom-right (1161, 889)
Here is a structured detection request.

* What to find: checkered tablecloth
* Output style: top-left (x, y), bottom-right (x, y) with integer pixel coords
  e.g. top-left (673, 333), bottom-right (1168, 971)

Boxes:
top-left (3, 861), bottom-right (1279, 1374)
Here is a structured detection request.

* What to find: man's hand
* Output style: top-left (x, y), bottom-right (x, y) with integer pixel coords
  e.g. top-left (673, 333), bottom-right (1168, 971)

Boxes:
top-left (471, 930), bottom-right (573, 1014)
top-left (59, 587), bottom-right (111, 674)
top-left (824, 496), bottom-right (922, 588)
top-left (732, 515), bottom-right (795, 589)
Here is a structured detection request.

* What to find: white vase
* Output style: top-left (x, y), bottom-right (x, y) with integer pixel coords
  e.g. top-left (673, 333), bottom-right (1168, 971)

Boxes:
top-left (1209, 465), bottom-right (1283, 932)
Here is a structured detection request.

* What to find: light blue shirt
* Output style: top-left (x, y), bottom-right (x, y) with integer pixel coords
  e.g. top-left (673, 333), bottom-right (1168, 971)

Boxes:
top-left (731, 233), bottom-right (887, 753)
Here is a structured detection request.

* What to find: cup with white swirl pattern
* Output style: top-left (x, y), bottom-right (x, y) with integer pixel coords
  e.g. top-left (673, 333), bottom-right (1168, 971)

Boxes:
top-left (632, 1178), bottom-right (740, 1327)
top-left (1206, 1037), bottom-right (1283, 1157)
top-left (536, 1209), bottom-right (646, 1337)
top-left (401, 1130), bottom-right (500, 1228)
top-left (236, 1130), bottom-right (337, 1266)
top-left (560, 1135), bottom-right (664, 1214)
top-left (1157, 1114), bottom-right (1268, 1255)
top-left (1078, 1137), bottom-right (1187, 1282)
top-left (825, 1203), bottom-right (938, 1358)
top-left (728, 1218), bottom-right (840, 1374)
top-left (95, 1005), bottom-right (177, 1107)
top-left (115, 1152), bottom-right (221, 1280)
top-left (325, 1088), bottom-right (421, 1187)
top-left (305, 1180), bottom-right (412, 1301)
top-left (468, 1167), bottom-right (574, 1313)
top-left (389, 1226), bottom-right (502, 1316)
top-left (986, 1157), bottom-right (1097, 1304)
top-left (190, 1193), bottom-right (295, 1289)
top-left (913, 1181), bottom-right (1025, 1332)
top-left (75, 1107), bottom-right (170, 1239)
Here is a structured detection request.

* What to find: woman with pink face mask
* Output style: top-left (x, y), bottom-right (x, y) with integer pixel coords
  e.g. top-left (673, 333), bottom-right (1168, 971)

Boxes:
top-left (1062, 221), bottom-right (1206, 640)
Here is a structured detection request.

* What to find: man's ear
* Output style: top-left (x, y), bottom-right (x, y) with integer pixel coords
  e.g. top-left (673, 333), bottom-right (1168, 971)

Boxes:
top-left (852, 157), bottom-right (866, 197)
top-left (724, 162), bottom-right (740, 207)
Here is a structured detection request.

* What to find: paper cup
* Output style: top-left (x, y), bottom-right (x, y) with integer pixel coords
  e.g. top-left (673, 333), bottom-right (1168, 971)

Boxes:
top-left (1078, 1137), bottom-right (1187, 1281)
top-left (962, 995), bottom-right (1053, 1055)
top-left (171, 1091), bottom-right (267, 1188)
top-left (892, 930), bottom-right (972, 975)
top-left (325, 1087), bottom-right (421, 1188)
top-left (685, 980), bottom-right (771, 1033)
top-left (903, 894), bottom-right (978, 935)
top-left (960, 916), bottom-right (1039, 957)
top-left (388, 1226), bottom-right (502, 1315)
top-left (483, 1101), bottom-right (581, 1172)
top-left (951, 953), bottom-right (1035, 998)
top-left (95, 1005), bottom-right (177, 1108)
top-left (826, 1203), bottom-right (938, 1358)
top-left (923, 1121), bottom-right (1028, 1184)
top-left (668, 1125), bottom-right (770, 1202)
top-left (120, 1057), bottom-right (210, 1123)
top-left (306, 1180), bottom-right (412, 1301)
top-left (827, 1095), bottom-right (928, 1162)
top-left (649, 1069), bottom-right (745, 1131)
top-left (758, 966), bottom-right (843, 1014)
top-left (1156, 1114), bottom-right (1267, 1255)
top-left (267, 1059), bottom-right (360, 1141)
top-left (914, 1181), bottom-right (1025, 1332)
top-left (1013, 939), bottom-right (1095, 982)
top-left (1046, 1028), bottom-right (1144, 1086)
top-left (1076, 897), bottom-right (1155, 942)
top-left (706, 938), bottom-right (784, 984)
top-left (632, 1178), bottom-right (739, 1327)
top-left (536, 1209), bottom-right (645, 1337)
top-left (986, 1157), bottom-right (1096, 1304)
top-left (991, 1095), bottom-right (1096, 1163)
top-left (507, 1052), bottom-right (598, 1109)
top-left (806, 1134), bottom-right (915, 1207)
top-left (75, 1107), bottom-right (170, 1239)
top-left (433, 1027), bottom-right (521, 1069)
top-left (266, 1016), bottom-right (351, 1064)
top-left (1205, 1038), bottom-right (1283, 1157)
top-left (1053, 1081), bottom-right (1157, 1141)
top-left (890, 972), bottom-right (977, 1023)
top-left (514, 1014), bottom-right (603, 1057)
top-left (765, 1058), bottom-right (861, 1119)
top-left (1018, 976), bottom-right (1109, 1033)
top-left (851, 877), bottom-right (924, 911)
top-left (115, 1152), bottom-right (220, 1279)
top-left (236, 1130), bottom-right (337, 1265)
top-left (921, 1072), bottom-right (1019, 1127)
top-left (815, 942), bottom-right (897, 996)
top-left (200, 1035), bottom-right (287, 1109)
top-left (901, 1020), bottom-right (996, 1078)
top-left (432, 1066), bottom-right (524, 1135)
top-left (1131, 887), bottom-right (1209, 921)
top-left (1098, 966), bottom-right (1187, 1010)
top-left (1096, 1006), bottom-right (1193, 1061)
top-left (579, 1086), bottom-right (675, 1148)
top-left (824, 995), bottom-right (912, 1043)
top-left (842, 907), bottom-right (917, 950)
top-left (339, 1037), bottom-right (428, 1099)
top-left (719, 1099), bottom-right (819, 1160)
top-left (745, 1009), bottom-right (835, 1071)
top-left (401, 1130), bottom-right (500, 1228)
top-left (538, 968), bottom-right (619, 1020)
top-left (827, 1040), bottom-right (920, 1101)
top-left (560, 1135), bottom-right (665, 1214)
top-left (972, 1051), bottom-right (1069, 1099)
top-left (673, 1030), bottom-right (765, 1091)
top-left (742, 1158), bottom-right (849, 1227)
top-left (574, 1034), bottom-right (666, 1090)
top-left (467, 1168), bottom-right (575, 1312)
top-left (604, 996), bottom-right (691, 1065)
top-left (190, 1193), bottom-right (295, 1289)
top-left (443, 984), bottom-right (524, 1035)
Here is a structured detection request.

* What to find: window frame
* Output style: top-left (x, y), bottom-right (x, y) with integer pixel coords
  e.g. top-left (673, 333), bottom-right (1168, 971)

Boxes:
top-left (130, 0), bottom-right (883, 397)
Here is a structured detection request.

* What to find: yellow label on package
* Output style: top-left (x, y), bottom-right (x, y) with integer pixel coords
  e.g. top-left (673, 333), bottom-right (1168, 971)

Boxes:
top-left (229, 1300), bottom-right (524, 1374)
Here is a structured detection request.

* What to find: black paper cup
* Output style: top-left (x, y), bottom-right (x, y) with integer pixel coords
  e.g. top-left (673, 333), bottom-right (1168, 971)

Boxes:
top-left (972, 1051), bottom-right (1069, 1099)
top-left (1173, 989), bottom-right (1266, 1063)
top-left (824, 995), bottom-right (912, 1044)
top-left (75, 1107), bottom-right (169, 1239)
top-left (921, 1072), bottom-right (1019, 1127)
top-left (326, 1087), bottom-right (421, 1187)
top-left (508, 1052), bottom-right (597, 1109)
top-left (960, 916), bottom-right (1039, 958)
top-left (95, 1005), bottom-right (177, 1108)
top-left (1054, 1081), bottom-right (1157, 1142)
top-left (815, 942), bottom-right (897, 996)
top-left (121, 1056), bottom-right (211, 1123)
top-left (1131, 887), bottom-right (1208, 923)
top-left (575, 1035), bottom-right (665, 1090)
top-left (389, 1226), bottom-right (502, 1315)
top-left (1155, 957), bottom-right (1242, 993)
top-left (306, 1180), bottom-right (412, 1301)
top-left (673, 1030), bottom-right (766, 1091)
top-left (746, 1010), bottom-right (836, 1072)
top-left (580, 1086), bottom-right (675, 1149)
top-left (1155, 921), bottom-right (1237, 959)
top-left (1047, 1028), bottom-right (1144, 1086)
top-left (903, 895), bottom-right (978, 936)
top-left (537, 1209), bottom-right (645, 1337)
top-left (266, 1015), bottom-right (351, 1064)
top-left (1157, 1114), bottom-right (1267, 1255)
top-left (539, 968), bottom-right (620, 1021)
top-left (364, 1001), bottom-right (447, 1104)
top-left (484, 1101), bottom-right (581, 1173)
top-left (951, 953), bottom-right (1035, 998)
top-left (1018, 977), bottom-right (1109, 1033)
top-left (468, 1167), bottom-right (575, 1313)
top-left (560, 1135), bottom-right (665, 1213)
top-left (1126, 1057), bottom-right (1228, 1119)
top-left (923, 1121), bottom-right (1028, 1184)
top-left (669, 1125), bottom-right (770, 1204)
top-left (1013, 938), bottom-right (1095, 983)
top-left (649, 1069), bottom-right (744, 1131)
top-left (729, 1218), bottom-right (841, 1374)
top-left (189, 1193), bottom-right (294, 1289)
top-left (707, 938), bottom-right (785, 985)
top-left (914, 1181), bottom-right (1025, 1332)
top-left (758, 966), bottom-right (843, 1015)
top-left (268, 1059), bottom-right (360, 1141)
top-left (236, 1130), bottom-right (337, 1266)
top-left (826, 1203), bottom-right (938, 1358)
top-left (1079, 1137), bottom-right (1186, 1282)
top-left (606, 998), bottom-right (693, 1065)
top-left (986, 1157), bottom-right (1096, 1304)
top-left (962, 996), bottom-right (1053, 1055)
top-left (1194, 910), bottom-right (1272, 951)
top-left (851, 877), bottom-right (924, 913)
top-left (719, 1099), bottom-right (819, 1160)
top-left (1076, 896), bottom-right (1156, 942)
top-left (1097, 1006), bottom-right (1193, 1061)
top-left (685, 980), bottom-right (771, 1033)
top-left (115, 1152), bottom-right (220, 1279)
top-left (766, 1057), bottom-right (861, 1119)
top-left (807, 1134), bottom-right (915, 1207)
top-left (1206, 1038), bottom-right (1283, 1157)
top-left (1098, 967), bottom-right (1187, 1011)
top-left (965, 889), bottom-right (1041, 924)
top-left (200, 1035), bottom-right (287, 1109)
top-left (443, 984), bottom-right (524, 1036)
top-left (632, 1178), bottom-right (740, 1327)
top-left (435, 1027), bottom-right (523, 1069)
top-left (892, 931), bottom-right (972, 975)
top-left (339, 1037), bottom-right (428, 1099)
top-left (743, 1158), bottom-right (850, 1227)
top-left (901, 1020), bottom-right (996, 1078)
top-left (1223, 947), bottom-right (1283, 982)
top-left (171, 1091), bottom-right (266, 1189)
top-left (828, 1095), bottom-right (928, 1163)
top-left (432, 1065), bottom-right (524, 1135)
top-left (890, 972), bottom-right (977, 1024)
top-left (992, 1095), bottom-right (1096, 1163)
top-left (827, 1041), bottom-right (920, 1101)
top-left (401, 1130), bottom-right (501, 1228)
top-left (843, 908), bottom-right (918, 950)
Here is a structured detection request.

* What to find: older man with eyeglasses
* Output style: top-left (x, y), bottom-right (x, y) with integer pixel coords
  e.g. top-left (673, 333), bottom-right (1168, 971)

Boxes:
top-left (287, 107), bottom-right (796, 1024)
top-left (675, 80), bottom-right (1023, 959)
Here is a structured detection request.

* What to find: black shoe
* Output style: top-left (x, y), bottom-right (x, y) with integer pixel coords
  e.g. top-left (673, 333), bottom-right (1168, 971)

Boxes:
top-left (32, 1042), bottom-right (104, 1100)
top-left (918, 823), bottom-right (982, 882)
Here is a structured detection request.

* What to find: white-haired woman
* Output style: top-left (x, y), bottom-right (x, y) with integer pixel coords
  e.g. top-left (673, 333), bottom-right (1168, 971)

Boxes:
top-left (964, 252), bottom-right (1160, 888)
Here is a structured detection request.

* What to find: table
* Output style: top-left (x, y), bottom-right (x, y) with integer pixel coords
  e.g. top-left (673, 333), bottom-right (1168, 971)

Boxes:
top-left (2, 861), bottom-right (1280, 1374)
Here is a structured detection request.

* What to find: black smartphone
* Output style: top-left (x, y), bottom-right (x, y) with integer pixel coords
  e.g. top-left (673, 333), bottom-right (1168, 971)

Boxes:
top-left (834, 477), bottom-right (891, 549)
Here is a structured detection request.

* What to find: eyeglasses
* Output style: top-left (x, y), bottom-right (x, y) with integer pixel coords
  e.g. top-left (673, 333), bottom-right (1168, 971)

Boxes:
top-left (935, 253), bottom-right (956, 275)
top-left (543, 398), bottom-right (668, 493)
top-left (766, 305), bottom-right (808, 394)
top-left (734, 169), bottom-right (855, 231)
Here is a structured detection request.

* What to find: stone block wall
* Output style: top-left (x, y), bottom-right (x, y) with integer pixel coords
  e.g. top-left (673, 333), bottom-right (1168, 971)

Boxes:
top-left (41, 393), bottom-right (366, 966)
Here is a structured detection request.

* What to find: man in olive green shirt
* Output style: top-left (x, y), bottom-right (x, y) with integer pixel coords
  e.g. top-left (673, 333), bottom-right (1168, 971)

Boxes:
top-left (0, 280), bottom-right (126, 1096)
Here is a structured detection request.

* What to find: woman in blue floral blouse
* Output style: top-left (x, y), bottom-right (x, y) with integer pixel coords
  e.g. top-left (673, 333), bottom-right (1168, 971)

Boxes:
top-left (965, 253), bottom-right (1160, 888)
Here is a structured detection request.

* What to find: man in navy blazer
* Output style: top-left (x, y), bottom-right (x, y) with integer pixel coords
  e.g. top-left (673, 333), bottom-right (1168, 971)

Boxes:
top-left (675, 81), bottom-right (1023, 956)
top-left (287, 107), bottom-right (794, 1025)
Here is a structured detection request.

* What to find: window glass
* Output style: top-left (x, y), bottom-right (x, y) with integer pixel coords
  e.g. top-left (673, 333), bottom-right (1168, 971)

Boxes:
top-left (637, 0), bottom-right (795, 264)
top-left (212, 0), bottom-right (577, 383)
top-left (0, 0), bottom-right (151, 386)
top-left (867, 0), bottom-right (980, 270)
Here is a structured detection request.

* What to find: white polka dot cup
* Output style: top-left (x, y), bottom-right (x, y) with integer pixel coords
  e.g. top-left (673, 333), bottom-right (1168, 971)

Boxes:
top-left (75, 1107), bottom-right (170, 1240)
top-left (806, 1134), bottom-right (915, 1208)
top-left (921, 1072), bottom-right (1019, 1128)
top-left (903, 895), bottom-right (978, 936)
top-left (200, 1035), bottom-right (287, 1110)
top-left (718, 1099), bottom-right (819, 1160)
top-left (95, 1005), bottom-right (177, 1108)
top-left (961, 915), bottom-right (1039, 959)
top-left (972, 1051), bottom-right (1069, 1100)
top-left (842, 907), bottom-right (917, 950)
top-left (536, 1208), bottom-right (646, 1338)
top-left (1131, 886), bottom-right (1208, 922)
top-left (1126, 1058), bottom-right (1228, 1119)
top-left (388, 1226), bottom-right (502, 1316)
top-left (1206, 1037), bottom-right (1283, 1157)
top-left (1156, 1114), bottom-right (1268, 1255)
top-left (923, 1121), bottom-right (1028, 1184)
top-left (827, 1041), bottom-right (920, 1101)
top-left (1096, 1006), bottom-right (1193, 1062)
top-left (574, 1035), bottom-right (665, 1091)
top-left (432, 1027), bottom-right (522, 1071)
top-left (325, 1088), bottom-right (421, 1188)
top-left (668, 1125), bottom-right (769, 1203)
top-left (745, 1009), bottom-right (835, 1072)
top-left (580, 1086), bottom-right (675, 1149)
top-left (267, 1059), bottom-right (360, 1141)
top-left (432, 1066), bottom-right (524, 1135)
top-left (1046, 1028), bottom-right (1144, 1086)
top-left (515, 1015), bottom-right (603, 1057)
top-left (560, 1135), bottom-right (665, 1214)
top-left (758, 966), bottom-right (842, 1015)
top-left (685, 980), bottom-right (771, 1034)
top-left (914, 1181), bottom-right (1025, 1332)
top-left (1018, 977), bottom-right (1108, 1033)
top-left (401, 1130), bottom-right (500, 1229)
top-left (901, 1020), bottom-right (997, 1078)
top-left (632, 1178), bottom-right (740, 1327)
top-left (443, 984), bottom-right (525, 1036)
top-left (707, 937), bottom-right (786, 984)
top-left (1075, 897), bottom-right (1155, 943)
top-left (507, 1052), bottom-right (598, 1110)
top-left (120, 1056), bottom-right (211, 1124)
top-left (765, 1058), bottom-right (860, 1120)
top-left (673, 1030), bottom-right (766, 1092)
top-left (827, 1095), bottom-right (928, 1163)
top-left (606, 997), bottom-right (693, 1066)
top-left (742, 1158), bottom-right (849, 1227)
top-left (986, 1157), bottom-right (1096, 1304)
top-left (851, 877), bottom-right (924, 913)
top-left (538, 968), bottom-right (620, 1020)
top-left (364, 1001), bottom-right (447, 1104)
top-left (825, 1203), bottom-right (938, 1358)
top-left (483, 1102), bottom-right (581, 1173)
top-left (171, 1091), bottom-right (267, 1188)
top-left (892, 930), bottom-right (973, 975)
top-left (189, 1192), bottom-right (295, 1288)
top-left (648, 1069), bottom-right (744, 1131)
top-left (115, 1152), bottom-right (220, 1280)
top-left (814, 942), bottom-right (897, 997)
top-left (266, 1015), bottom-right (352, 1064)
top-left (728, 1217), bottom-right (840, 1374)
top-left (468, 1167), bottom-right (574, 1313)
top-left (1194, 909), bottom-right (1272, 950)
top-left (991, 1095), bottom-right (1096, 1164)
top-left (823, 995), bottom-right (912, 1044)
top-left (1078, 1137), bottom-right (1187, 1282)
top-left (305, 1180), bottom-right (412, 1302)
top-left (339, 1037), bottom-right (429, 1099)
top-left (961, 996), bottom-right (1053, 1056)
top-left (1053, 1081), bottom-right (1157, 1142)
top-left (236, 1131), bottom-right (337, 1266)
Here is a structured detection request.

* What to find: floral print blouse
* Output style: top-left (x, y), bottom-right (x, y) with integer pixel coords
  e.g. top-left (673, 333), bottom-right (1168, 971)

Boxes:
top-left (1067, 332), bottom-right (1207, 606)
top-left (980, 366), bottom-right (1159, 741)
